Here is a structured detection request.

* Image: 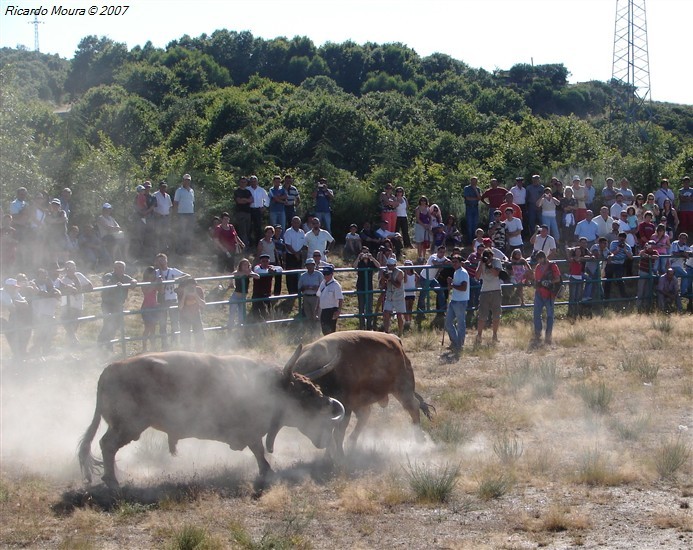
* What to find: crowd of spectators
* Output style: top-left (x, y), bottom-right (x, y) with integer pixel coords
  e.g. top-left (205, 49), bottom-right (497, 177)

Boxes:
top-left (2, 172), bottom-right (691, 362)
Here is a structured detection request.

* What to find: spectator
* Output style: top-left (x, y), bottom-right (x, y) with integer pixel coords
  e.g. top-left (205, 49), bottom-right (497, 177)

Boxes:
top-left (227, 258), bottom-right (258, 329)
top-left (633, 194), bottom-right (646, 222)
top-left (574, 209), bottom-right (599, 248)
top-left (504, 207), bottom-right (523, 254)
top-left (312, 177), bottom-right (334, 234)
top-left (256, 226), bottom-right (277, 265)
top-left (530, 225), bottom-right (557, 261)
top-left (480, 179), bottom-right (508, 224)
top-left (268, 175), bottom-right (288, 229)
top-left (417, 245), bottom-right (449, 320)
top-left (213, 212), bottom-right (244, 274)
top-left (428, 204), bottom-right (443, 249)
top-left (568, 176), bottom-right (587, 222)
top-left (444, 254), bottom-right (470, 357)
top-left (657, 268), bottom-right (682, 313)
top-left (251, 254), bottom-right (281, 321)
top-left (359, 220), bottom-right (381, 251)
top-left (0, 214), bottom-right (18, 279)
top-left (636, 240), bottom-right (660, 312)
top-left (584, 177), bottom-right (596, 212)
top-left (312, 250), bottom-right (330, 268)
top-left (617, 210), bottom-right (637, 251)
top-left (155, 253), bottom-right (187, 350)
top-left (474, 248), bottom-right (502, 345)
top-left (343, 223), bottom-right (362, 259)
top-left (233, 176), bottom-right (253, 247)
top-left (532, 250), bottom-right (561, 346)
top-left (526, 175), bottom-right (545, 236)
top-left (304, 217), bottom-right (335, 260)
top-left (651, 223), bottom-right (671, 275)
top-left (402, 259), bottom-right (417, 331)
top-left (283, 216), bottom-right (307, 299)
top-left (298, 257), bottom-right (324, 328)
top-left (248, 175), bottom-right (269, 247)
top-left (352, 247), bottom-right (379, 330)
top-left (56, 260), bottom-right (93, 346)
top-left (637, 211), bottom-right (657, 248)
top-left (394, 186), bottom-right (412, 248)
top-left (602, 177), bottom-right (617, 209)
top-left (625, 207), bottom-right (639, 250)
top-left (375, 219), bottom-right (403, 258)
top-left (610, 193), bottom-right (628, 219)
top-left (62, 225), bottom-right (81, 263)
top-left (98, 261), bottom-right (136, 351)
top-left (677, 176), bottom-right (692, 234)
top-left (660, 199), bottom-right (679, 239)
top-left (618, 177), bottom-right (635, 206)
top-left (561, 186), bottom-right (578, 244)
top-left (584, 237), bottom-right (611, 302)
top-left (45, 199), bottom-right (68, 264)
top-left (0, 277), bottom-right (31, 361)
top-left (499, 192), bottom-right (522, 221)
top-left (283, 174), bottom-right (300, 226)
top-left (379, 183), bottom-right (398, 230)
top-left (317, 264), bottom-right (343, 335)
top-left (551, 178), bottom-right (565, 229)
top-left (536, 187), bottom-right (561, 242)
top-left (566, 239), bottom-right (592, 317)
top-left (510, 177), bottom-right (527, 230)
top-left (642, 193), bottom-right (660, 220)
top-left (29, 267), bottom-right (61, 357)
top-left (273, 224), bottom-right (286, 296)
top-left (471, 228), bottom-right (486, 252)
top-left (605, 232), bottom-right (633, 304)
top-left (443, 215), bottom-right (463, 248)
top-left (58, 187), bottom-right (73, 221)
top-left (670, 232), bottom-right (692, 305)
top-left (381, 257), bottom-right (406, 336)
top-left (97, 203), bottom-right (127, 262)
top-left (176, 276), bottom-right (206, 351)
top-left (654, 178), bottom-right (675, 210)
top-left (79, 224), bottom-right (106, 270)
top-left (594, 206), bottom-right (615, 239)
top-left (414, 196), bottom-right (432, 259)
top-left (152, 181), bottom-right (173, 253)
top-left (509, 248), bottom-right (532, 306)
top-left (173, 173), bottom-right (196, 254)
top-left (139, 266), bottom-right (160, 352)
top-left (463, 177), bottom-right (482, 245)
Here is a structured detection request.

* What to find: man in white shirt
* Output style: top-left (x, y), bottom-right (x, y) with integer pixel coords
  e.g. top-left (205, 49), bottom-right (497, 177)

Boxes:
top-left (317, 264), bottom-right (343, 335)
top-left (248, 175), bottom-right (269, 247)
top-left (654, 178), bottom-right (675, 210)
top-left (375, 220), bottom-right (403, 258)
top-left (444, 255), bottom-right (470, 357)
top-left (530, 225), bottom-right (557, 260)
top-left (610, 193), bottom-right (627, 219)
top-left (283, 215), bottom-right (307, 299)
top-left (504, 207), bottom-right (523, 252)
top-left (153, 181), bottom-right (173, 252)
top-left (594, 206), bottom-right (615, 238)
top-left (304, 218), bottom-right (334, 259)
top-left (173, 173), bottom-right (195, 254)
top-left (56, 260), bottom-right (93, 346)
top-left (155, 253), bottom-right (188, 350)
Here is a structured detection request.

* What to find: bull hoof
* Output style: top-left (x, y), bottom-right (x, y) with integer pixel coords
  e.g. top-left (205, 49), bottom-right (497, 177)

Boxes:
top-left (101, 476), bottom-right (120, 492)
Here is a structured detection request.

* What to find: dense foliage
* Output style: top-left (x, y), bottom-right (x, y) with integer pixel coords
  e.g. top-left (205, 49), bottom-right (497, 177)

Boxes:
top-left (1, 32), bottom-right (691, 237)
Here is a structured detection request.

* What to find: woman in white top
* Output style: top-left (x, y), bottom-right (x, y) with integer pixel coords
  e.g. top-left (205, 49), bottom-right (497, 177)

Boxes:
top-left (394, 187), bottom-right (411, 248)
top-left (536, 188), bottom-right (561, 242)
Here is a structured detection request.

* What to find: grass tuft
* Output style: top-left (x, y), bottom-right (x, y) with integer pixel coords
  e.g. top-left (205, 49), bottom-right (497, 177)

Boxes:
top-left (653, 435), bottom-right (691, 479)
top-left (476, 468), bottom-right (514, 500)
top-left (403, 459), bottom-right (459, 503)
top-left (577, 381), bottom-right (613, 414)
top-left (492, 431), bottom-right (524, 465)
top-left (168, 525), bottom-right (221, 550)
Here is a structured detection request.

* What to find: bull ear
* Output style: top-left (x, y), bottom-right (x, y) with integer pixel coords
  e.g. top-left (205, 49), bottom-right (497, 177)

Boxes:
top-left (282, 344), bottom-right (303, 379)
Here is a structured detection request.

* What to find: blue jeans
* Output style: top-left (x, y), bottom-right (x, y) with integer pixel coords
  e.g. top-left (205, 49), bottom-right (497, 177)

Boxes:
top-left (445, 300), bottom-right (468, 350)
top-left (672, 265), bottom-right (693, 297)
top-left (316, 211), bottom-right (331, 234)
top-left (269, 210), bottom-right (286, 230)
top-left (542, 215), bottom-right (560, 242)
top-left (567, 277), bottom-right (583, 316)
top-left (533, 291), bottom-right (555, 339)
top-left (465, 206), bottom-right (479, 244)
top-left (228, 292), bottom-right (247, 328)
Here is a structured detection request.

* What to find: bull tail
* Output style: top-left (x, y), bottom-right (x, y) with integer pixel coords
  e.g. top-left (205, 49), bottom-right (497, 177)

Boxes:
top-left (78, 397), bottom-right (103, 484)
top-left (414, 392), bottom-right (436, 421)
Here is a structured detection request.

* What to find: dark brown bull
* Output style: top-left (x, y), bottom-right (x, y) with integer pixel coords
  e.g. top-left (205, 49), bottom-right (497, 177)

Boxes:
top-left (266, 331), bottom-right (434, 459)
top-left (78, 346), bottom-right (344, 489)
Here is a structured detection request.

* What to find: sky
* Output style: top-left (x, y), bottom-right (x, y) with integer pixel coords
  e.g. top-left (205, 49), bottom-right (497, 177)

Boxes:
top-left (0, 0), bottom-right (691, 105)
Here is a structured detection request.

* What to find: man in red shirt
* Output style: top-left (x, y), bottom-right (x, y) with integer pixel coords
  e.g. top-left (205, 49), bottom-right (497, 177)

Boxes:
top-left (480, 179), bottom-right (508, 224)
top-left (532, 250), bottom-right (561, 346)
top-left (213, 212), bottom-right (244, 273)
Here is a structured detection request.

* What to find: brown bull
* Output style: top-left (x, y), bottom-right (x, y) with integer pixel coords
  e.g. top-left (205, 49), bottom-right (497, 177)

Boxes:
top-left (266, 331), bottom-right (434, 458)
top-left (78, 346), bottom-right (344, 489)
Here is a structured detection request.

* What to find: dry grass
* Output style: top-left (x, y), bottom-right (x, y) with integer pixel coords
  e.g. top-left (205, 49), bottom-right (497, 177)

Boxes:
top-left (2, 309), bottom-right (693, 548)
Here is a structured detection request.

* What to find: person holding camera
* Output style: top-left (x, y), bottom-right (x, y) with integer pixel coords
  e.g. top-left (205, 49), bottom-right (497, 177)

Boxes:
top-left (312, 178), bottom-right (334, 234)
top-left (532, 250), bottom-right (561, 346)
top-left (353, 247), bottom-right (380, 330)
top-left (474, 249), bottom-right (503, 345)
top-left (382, 258), bottom-right (406, 336)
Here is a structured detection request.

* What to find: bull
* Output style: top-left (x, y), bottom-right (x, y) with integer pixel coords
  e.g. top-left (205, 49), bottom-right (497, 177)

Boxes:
top-left (266, 331), bottom-right (434, 459)
top-left (78, 346), bottom-right (345, 489)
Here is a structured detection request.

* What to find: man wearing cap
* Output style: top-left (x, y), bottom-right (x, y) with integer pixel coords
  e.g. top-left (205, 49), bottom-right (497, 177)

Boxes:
top-left (677, 176), bottom-right (693, 234)
top-left (98, 261), bottom-right (137, 351)
top-left (317, 264), bottom-right (342, 335)
top-left (526, 175), bottom-right (545, 235)
top-left (463, 177), bottom-right (482, 245)
top-left (382, 257), bottom-right (406, 336)
top-left (353, 247), bottom-right (380, 330)
top-left (636, 240), bottom-right (660, 312)
top-left (173, 173), bottom-right (195, 254)
top-left (298, 257), bottom-right (324, 326)
top-left (251, 253), bottom-right (282, 320)
top-left (1, 277), bottom-right (31, 360)
top-left (313, 177), bottom-right (334, 234)
top-left (153, 181), bottom-right (173, 252)
top-left (248, 175), bottom-right (269, 248)
top-left (56, 260), bottom-right (93, 346)
top-left (444, 255), bottom-right (469, 357)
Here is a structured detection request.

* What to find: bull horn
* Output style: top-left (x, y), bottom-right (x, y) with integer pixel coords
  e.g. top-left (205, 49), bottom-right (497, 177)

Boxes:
top-left (303, 358), bottom-right (338, 380)
top-left (329, 397), bottom-right (345, 422)
top-left (282, 344), bottom-right (303, 379)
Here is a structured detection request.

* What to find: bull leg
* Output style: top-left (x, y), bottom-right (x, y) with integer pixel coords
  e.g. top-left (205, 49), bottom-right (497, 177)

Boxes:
top-left (330, 410), bottom-right (351, 461)
top-left (347, 406), bottom-right (372, 447)
top-left (248, 440), bottom-right (274, 490)
top-left (394, 392), bottom-right (430, 443)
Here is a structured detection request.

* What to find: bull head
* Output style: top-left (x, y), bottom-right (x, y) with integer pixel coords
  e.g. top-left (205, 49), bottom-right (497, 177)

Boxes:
top-left (281, 344), bottom-right (303, 380)
top-left (329, 397), bottom-right (345, 422)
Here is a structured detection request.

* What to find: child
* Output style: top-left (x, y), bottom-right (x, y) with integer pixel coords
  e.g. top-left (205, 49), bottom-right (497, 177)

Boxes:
top-left (176, 276), bottom-right (206, 350)
top-left (509, 249), bottom-right (532, 306)
top-left (344, 223), bottom-right (362, 259)
top-left (140, 266), bottom-right (160, 352)
top-left (228, 258), bottom-right (259, 329)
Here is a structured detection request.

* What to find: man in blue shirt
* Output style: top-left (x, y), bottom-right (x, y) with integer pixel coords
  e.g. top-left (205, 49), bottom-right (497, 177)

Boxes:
top-left (574, 209), bottom-right (599, 247)
top-left (268, 175), bottom-right (287, 230)
top-left (444, 255), bottom-right (470, 357)
top-left (463, 177), bottom-right (481, 245)
top-left (605, 232), bottom-right (633, 303)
